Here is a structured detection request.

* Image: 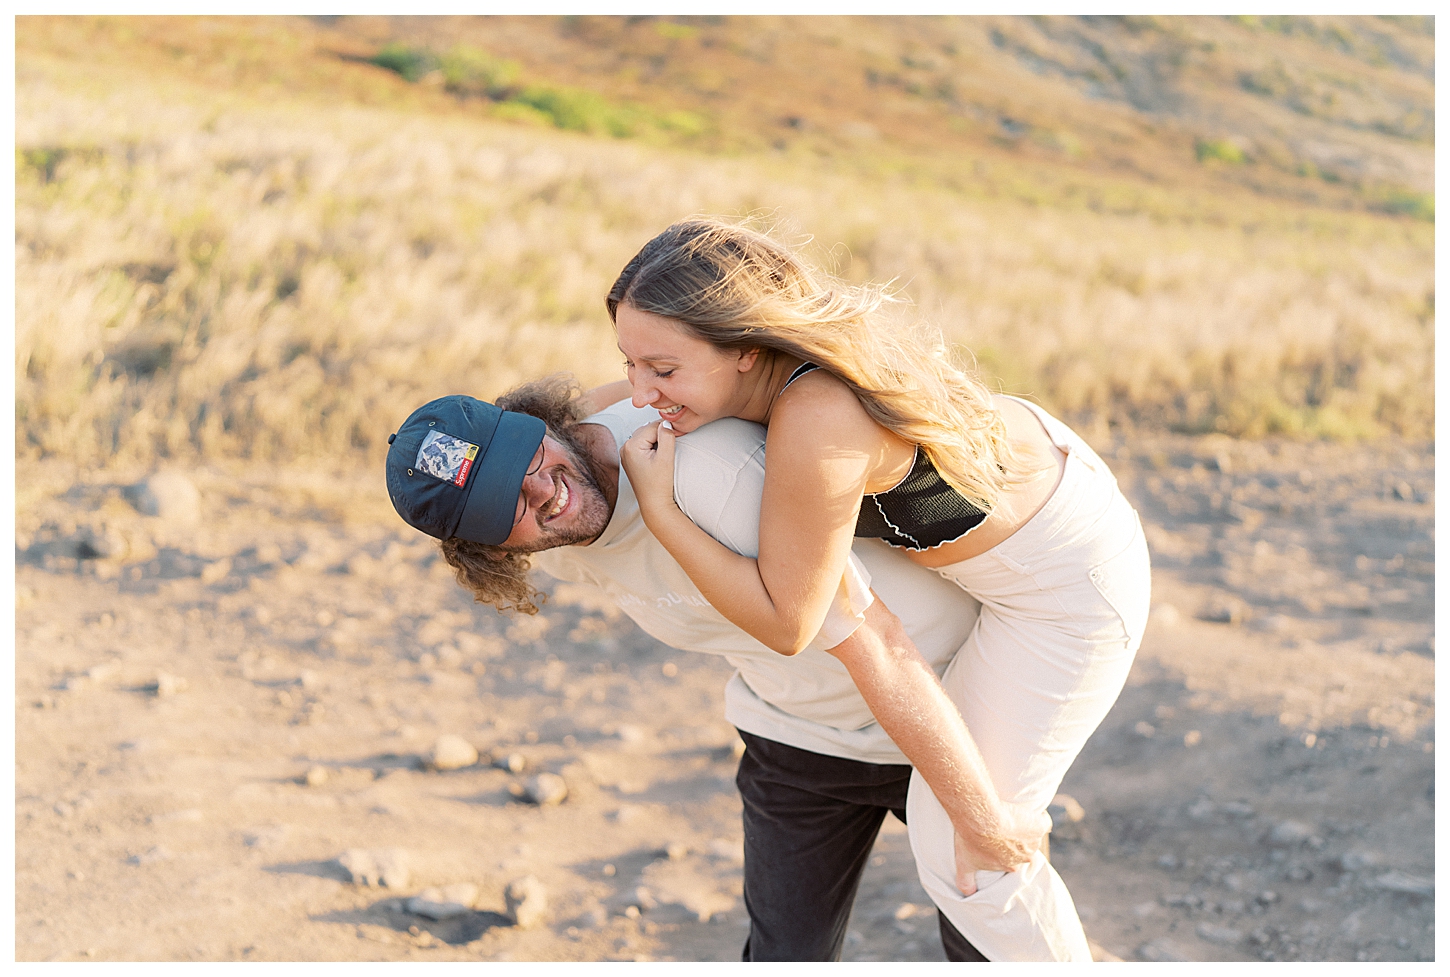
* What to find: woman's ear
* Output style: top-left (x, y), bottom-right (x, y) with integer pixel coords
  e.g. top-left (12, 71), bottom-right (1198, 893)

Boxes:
top-left (736, 348), bottom-right (761, 372)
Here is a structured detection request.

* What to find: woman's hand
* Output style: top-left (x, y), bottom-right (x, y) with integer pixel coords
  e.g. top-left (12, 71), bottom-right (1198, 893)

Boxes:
top-left (620, 420), bottom-right (679, 521)
top-left (953, 803), bottom-right (1051, 895)
top-left (953, 831), bottom-right (981, 897)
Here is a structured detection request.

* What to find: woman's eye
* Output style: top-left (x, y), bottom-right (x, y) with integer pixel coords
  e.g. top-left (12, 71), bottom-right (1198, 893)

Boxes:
top-left (656, 369), bottom-right (674, 379)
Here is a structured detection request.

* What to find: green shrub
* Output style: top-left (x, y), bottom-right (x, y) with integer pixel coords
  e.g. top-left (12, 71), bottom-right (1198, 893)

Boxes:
top-left (440, 46), bottom-right (520, 99)
top-left (368, 43), bottom-right (438, 83)
top-left (1195, 138), bottom-right (1247, 165)
top-left (1369, 187), bottom-right (1434, 222)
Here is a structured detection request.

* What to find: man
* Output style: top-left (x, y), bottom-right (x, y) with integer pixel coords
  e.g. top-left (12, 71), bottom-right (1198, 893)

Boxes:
top-left (385, 375), bottom-right (1089, 962)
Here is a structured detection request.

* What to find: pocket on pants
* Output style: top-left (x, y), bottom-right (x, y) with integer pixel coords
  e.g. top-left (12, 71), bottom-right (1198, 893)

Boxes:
top-left (1088, 518), bottom-right (1151, 644)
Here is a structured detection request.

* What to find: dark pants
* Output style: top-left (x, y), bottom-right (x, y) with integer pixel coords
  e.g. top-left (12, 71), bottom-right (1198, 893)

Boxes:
top-left (735, 729), bottom-right (988, 962)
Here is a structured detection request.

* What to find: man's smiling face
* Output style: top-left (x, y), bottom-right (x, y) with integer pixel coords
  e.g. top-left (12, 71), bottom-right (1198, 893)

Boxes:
top-left (498, 427), bottom-right (612, 552)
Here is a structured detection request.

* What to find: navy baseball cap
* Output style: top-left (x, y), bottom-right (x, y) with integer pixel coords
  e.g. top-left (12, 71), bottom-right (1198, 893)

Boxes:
top-left (385, 395), bottom-right (546, 545)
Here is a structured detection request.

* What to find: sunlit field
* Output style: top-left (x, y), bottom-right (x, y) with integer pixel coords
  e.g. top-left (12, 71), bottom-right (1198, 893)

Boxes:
top-left (15, 16), bottom-right (1433, 475)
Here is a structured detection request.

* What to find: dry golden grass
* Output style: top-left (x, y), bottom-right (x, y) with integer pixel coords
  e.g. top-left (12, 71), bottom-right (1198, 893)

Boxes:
top-left (14, 18), bottom-right (1434, 473)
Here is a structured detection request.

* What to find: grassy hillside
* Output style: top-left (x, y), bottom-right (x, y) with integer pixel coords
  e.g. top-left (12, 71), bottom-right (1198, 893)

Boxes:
top-left (15, 16), bottom-right (1434, 471)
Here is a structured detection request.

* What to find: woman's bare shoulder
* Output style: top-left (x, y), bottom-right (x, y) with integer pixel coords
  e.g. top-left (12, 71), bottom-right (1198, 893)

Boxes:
top-left (769, 368), bottom-right (907, 477)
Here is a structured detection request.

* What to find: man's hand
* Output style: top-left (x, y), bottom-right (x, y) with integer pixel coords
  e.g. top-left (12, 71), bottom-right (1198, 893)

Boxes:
top-left (620, 420), bottom-right (678, 521)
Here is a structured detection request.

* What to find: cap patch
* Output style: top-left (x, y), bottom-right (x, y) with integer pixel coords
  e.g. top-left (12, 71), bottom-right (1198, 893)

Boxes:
top-left (415, 430), bottom-right (480, 487)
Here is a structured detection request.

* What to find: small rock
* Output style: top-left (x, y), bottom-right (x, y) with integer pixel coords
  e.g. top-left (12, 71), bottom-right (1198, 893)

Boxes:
top-left (1197, 922), bottom-right (1243, 945)
top-left (132, 471), bottom-right (201, 524)
top-left (616, 724), bottom-right (647, 744)
top-left (524, 772), bottom-right (568, 806)
top-left (1157, 854), bottom-right (1180, 870)
top-left (1183, 730), bottom-right (1203, 747)
top-left (298, 670), bottom-right (322, 691)
top-left (1048, 793), bottom-right (1086, 826)
top-left (1149, 603), bottom-right (1181, 628)
top-left (407, 883), bottom-right (480, 919)
top-left (1137, 937), bottom-right (1188, 962)
top-left (631, 886), bottom-right (659, 911)
top-left (429, 735), bottom-right (479, 771)
top-left (87, 661), bottom-right (122, 684)
top-left (244, 825), bottom-right (289, 849)
top-left (496, 752), bottom-right (527, 774)
top-left (76, 524), bottom-right (128, 560)
top-left (1219, 800), bottom-right (1255, 818)
top-left (128, 846), bottom-right (172, 866)
top-left (199, 558), bottom-right (232, 585)
top-left (505, 875), bottom-right (548, 929)
top-left (1337, 850), bottom-right (1380, 872)
top-left (1134, 721), bottom-right (1157, 738)
top-left (1370, 870), bottom-right (1432, 896)
top-left (894, 902), bottom-right (920, 920)
top-left (153, 672), bottom-right (188, 697)
top-left (665, 841), bottom-right (688, 861)
top-left (338, 848), bottom-right (410, 889)
top-left (304, 766), bottom-right (329, 787)
top-left (1200, 597), bottom-right (1247, 625)
top-left (1269, 820), bottom-right (1314, 846)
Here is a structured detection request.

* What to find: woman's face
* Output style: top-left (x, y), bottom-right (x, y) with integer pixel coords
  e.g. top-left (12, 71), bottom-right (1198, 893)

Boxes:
top-left (615, 304), bottom-right (757, 433)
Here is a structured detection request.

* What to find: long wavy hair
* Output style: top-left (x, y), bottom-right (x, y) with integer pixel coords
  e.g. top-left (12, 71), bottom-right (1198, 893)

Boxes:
top-left (607, 217), bottom-right (1022, 512)
top-left (439, 373), bottom-right (590, 615)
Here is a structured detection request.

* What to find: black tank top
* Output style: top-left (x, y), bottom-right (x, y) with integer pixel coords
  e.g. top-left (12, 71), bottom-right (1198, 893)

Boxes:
top-left (780, 363), bottom-right (989, 551)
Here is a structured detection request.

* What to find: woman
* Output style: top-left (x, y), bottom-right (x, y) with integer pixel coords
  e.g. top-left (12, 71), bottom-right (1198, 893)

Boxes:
top-left (611, 218), bottom-right (1151, 955)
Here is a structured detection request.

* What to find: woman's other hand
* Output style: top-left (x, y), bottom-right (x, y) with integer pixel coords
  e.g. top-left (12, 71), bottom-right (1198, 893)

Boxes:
top-left (621, 420), bottom-right (679, 520)
top-left (954, 803), bottom-right (1051, 894)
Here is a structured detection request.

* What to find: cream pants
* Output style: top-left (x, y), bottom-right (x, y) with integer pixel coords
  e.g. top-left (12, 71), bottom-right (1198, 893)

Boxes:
top-left (907, 399), bottom-right (1152, 961)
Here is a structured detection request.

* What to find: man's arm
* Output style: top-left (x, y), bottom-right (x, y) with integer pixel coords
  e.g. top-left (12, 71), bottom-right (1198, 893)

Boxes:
top-left (825, 596), bottom-right (1048, 893)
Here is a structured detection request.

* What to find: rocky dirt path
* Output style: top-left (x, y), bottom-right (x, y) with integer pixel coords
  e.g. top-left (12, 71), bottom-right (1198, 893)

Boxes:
top-left (13, 433), bottom-right (1433, 961)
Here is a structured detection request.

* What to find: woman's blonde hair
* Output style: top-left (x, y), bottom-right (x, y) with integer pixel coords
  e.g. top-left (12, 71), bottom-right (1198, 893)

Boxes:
top-left (607, 217), bottom-right (1020, 512)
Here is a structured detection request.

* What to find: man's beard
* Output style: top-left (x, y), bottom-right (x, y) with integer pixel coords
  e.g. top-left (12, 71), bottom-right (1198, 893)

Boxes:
top-left (501, 421), bottom-right (612, 553)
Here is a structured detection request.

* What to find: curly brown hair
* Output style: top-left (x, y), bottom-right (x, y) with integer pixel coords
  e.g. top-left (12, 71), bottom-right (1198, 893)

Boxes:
top-left (438, 373), bottom-right (591, 615)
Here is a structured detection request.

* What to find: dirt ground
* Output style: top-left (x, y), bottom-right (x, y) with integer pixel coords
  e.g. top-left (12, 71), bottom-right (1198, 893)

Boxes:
top-left (13, 430), bottom-right (1435, 962)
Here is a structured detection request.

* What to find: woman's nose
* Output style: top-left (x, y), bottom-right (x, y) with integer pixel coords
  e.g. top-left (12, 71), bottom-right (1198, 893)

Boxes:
top-left (631, 382), bottom-right (658, 408)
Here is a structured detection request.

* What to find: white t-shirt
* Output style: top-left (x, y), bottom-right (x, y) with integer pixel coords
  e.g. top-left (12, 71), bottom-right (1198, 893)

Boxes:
top-left (533, 400), bottom-right (981, 764)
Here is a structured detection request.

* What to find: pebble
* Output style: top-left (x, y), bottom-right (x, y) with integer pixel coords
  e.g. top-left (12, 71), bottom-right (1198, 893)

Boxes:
top-left (429, 735), bottom-right (479, 771)
top-left (524, 773), bottom-right (568, 806)
top-left (132, 471), bottom-right (201, 524)
top-left (496, 752), bottom-right (527, 773)
top-left (1048, 793), bottom-right (1086, 826)
top-left (407, 883), bottom-right (479, 920)
top-left (506, 875), bottom-right (549, 929)
top-left (338, 848), bottom-right (410, 889)
top-left (304, 766), bottom-right (329, 787)
top-left (1268, 820), bottom-right (1314, 845)
top-left (1134, 721), bottom-right (1157, 738)
top-left (1370, 870), bottom-right (1432, 896)
top-left (87, 661), bottom-right (122, 684)
top-left (128, 846), bottom-right (172, 866)
top-left (616, 724), bottom-right (647, 744)
top-left (1137, 937), bottom-right (1188, 962)
top-left (1337, 849), bottom-right (1380, 872)
top-left (1149, 603), bottom-right (1181, 627)
top-left (153, 672), bottom-right (188, 697)
top-left (1218, 800), bottom-right (1255, 818)
top-left (665, 842), bottom-right (688, 861)
top-left (76, 523), bottom-right (128, 560)
top-left (1197, 922), bottom-right (1243, 945)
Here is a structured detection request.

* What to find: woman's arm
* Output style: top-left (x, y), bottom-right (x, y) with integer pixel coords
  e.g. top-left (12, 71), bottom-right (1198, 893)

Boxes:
top-left (621, 377), bottom-right (887, 654)
top-left (826, 597), bottom-right (1050, 890)
top-left (579, 379), bottom-right (634, 415)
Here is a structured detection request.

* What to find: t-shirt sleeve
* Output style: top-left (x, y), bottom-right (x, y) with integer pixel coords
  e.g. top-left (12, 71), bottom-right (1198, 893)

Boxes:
top-left (673, 419), bottom-right (874, 649)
